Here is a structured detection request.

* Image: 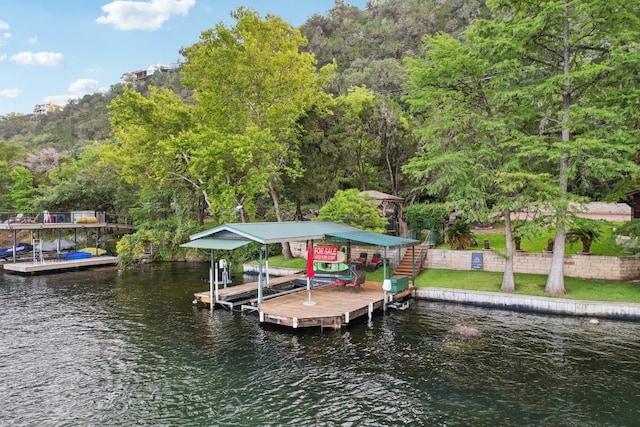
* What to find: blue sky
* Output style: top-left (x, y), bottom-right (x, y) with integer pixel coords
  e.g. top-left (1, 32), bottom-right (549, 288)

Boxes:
top-left (0, 0), bottom-right (367, 116)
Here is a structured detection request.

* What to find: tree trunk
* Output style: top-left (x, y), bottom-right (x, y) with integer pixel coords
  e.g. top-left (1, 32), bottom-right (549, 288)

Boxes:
top-left (501, 209), bottom-right (515, 292)
top-left (546, 223), bottom-right (566, 295)
top-left (269, 181), bottom-right (293, 259)
top-left (545, 5), bottom-right (570, 296)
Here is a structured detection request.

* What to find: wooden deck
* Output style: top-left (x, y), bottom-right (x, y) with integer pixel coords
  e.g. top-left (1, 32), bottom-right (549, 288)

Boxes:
top-left (259, 280), bottom-right (387, 330)
top-left (2, 256), bottom-right (118, 273)
top-left (195, 273), bottom-right (416, 330)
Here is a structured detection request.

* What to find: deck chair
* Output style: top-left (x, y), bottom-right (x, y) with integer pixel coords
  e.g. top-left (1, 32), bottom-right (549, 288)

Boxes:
top-left (366, 253), bottom-right (383, 272)
top-left (9, 213), bottom-right (24, 223)
top-left (345, 272), bottom-right (366, 292)
top-left (331, 278), bottom-right (349, 290)
top-left (352, 252), bottom-right (368, 270)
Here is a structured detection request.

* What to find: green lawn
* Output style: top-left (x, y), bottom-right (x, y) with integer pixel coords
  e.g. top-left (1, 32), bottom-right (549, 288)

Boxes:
top-left (259, 255), bottom-right (640, 304)
top-left (467, 222), bottom-right (628, 256)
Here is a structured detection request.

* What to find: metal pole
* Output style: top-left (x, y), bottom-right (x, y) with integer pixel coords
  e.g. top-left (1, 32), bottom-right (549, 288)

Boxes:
top-left (258, 246), bottom-right (264, 304)
top-left (265, 246), bottom-right (270, 285)
top-left (209, 248), bottom-right (215, 312)
top-left (12, 229), bottom-right (16, 263)
top-left (383, 247), bottom-right (387, 279)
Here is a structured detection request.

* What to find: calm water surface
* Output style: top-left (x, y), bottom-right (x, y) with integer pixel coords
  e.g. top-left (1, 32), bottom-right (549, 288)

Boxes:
top-left (0, 263), bottom-right (638, 426)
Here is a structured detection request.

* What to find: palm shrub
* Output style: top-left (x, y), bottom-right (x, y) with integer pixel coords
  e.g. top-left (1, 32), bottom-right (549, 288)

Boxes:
top-left (444, 219), bottom-right (475, 250)
top-left (566, 218), bottom-right (603, 254)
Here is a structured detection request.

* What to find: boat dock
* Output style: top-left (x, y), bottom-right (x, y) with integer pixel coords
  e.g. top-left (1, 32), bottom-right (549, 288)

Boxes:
top-left (184, 221), bottom-right (420, 330)
top-left (2, 256), bottom-right (118, 274)
top-left (194, 273), bottom-right (415, 330)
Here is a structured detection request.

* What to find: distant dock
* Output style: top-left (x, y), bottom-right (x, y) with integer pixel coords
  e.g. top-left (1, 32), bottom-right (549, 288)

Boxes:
top-left (3, 256), bottom-right (118, 274)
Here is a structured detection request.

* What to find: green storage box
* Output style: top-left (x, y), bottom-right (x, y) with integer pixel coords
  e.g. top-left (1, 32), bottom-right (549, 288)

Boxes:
top-left (389, 276), bottom-right (409, 293)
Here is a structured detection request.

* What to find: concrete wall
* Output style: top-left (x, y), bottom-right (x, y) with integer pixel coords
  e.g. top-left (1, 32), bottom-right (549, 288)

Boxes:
top-left (425, 249), bottom-right (640, 281)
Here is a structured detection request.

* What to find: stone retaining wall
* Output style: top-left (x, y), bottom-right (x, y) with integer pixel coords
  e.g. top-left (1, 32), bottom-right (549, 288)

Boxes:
top-left (425, 249), bottom-right (640, 280)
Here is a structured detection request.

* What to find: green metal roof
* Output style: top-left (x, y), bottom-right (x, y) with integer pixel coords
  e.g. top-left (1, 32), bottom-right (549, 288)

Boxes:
top-left (326, 230), bottom-right (418, 248)
top-left (180, 238), bottom-right (251, 250)
top-left (188, 221), bottom-right (419, 248)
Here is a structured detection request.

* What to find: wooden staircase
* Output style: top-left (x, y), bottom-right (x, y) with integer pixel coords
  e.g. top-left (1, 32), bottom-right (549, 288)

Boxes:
top-left (393, 240), bottom-right (430, 278)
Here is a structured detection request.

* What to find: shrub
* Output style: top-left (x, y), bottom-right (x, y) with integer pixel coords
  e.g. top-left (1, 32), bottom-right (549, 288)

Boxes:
top-left (444, 219), bottom-right (475, 250)
top-left (405, 203), bottom-right (449, 238)
top-left (566, 218), bottom-right (603, 254)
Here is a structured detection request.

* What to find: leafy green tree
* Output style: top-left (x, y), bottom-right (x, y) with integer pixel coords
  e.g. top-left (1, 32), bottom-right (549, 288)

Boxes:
top-left (34, 145), bottom-right (137, 216)
top-left (315, 188), bottom-right (388, 232)
top-left (0, 140), bottom-right (26, 210)
top-left (106, 86), bottom-right (203, 225)
top-left (9, 166), bottom-right (37, 211)
top-left (181, 7), bottom-right (334, 258)
top-left (474, 0), bottom-right (640, 295)
top-left (404, 32), bottom-right (556, 292)
top-left (335, 86), bottom-right (379, 190)
top-left (289, 101), bottom-right (354, 209)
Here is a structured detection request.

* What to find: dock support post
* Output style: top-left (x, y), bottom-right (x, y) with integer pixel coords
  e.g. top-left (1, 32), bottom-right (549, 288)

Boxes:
top-left (258, 246), bottom-right (265, 304)
top-left (209, 266), bottom-right (214, 313)
top-left (12, 229), bottom-right (17, 263)
top-left (368, 302), bottom-right (373, 320)
top-left (383, 291), bottom-right (387, 314)
top-left (209, 248), bottom-right (216, 312)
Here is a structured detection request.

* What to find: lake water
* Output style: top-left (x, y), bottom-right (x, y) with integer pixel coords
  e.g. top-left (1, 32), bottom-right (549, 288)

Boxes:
top-left (0, 263), bottom-right (638, 426)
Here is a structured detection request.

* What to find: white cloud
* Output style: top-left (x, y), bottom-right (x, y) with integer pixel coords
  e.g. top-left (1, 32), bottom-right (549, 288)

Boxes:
top-left (96, 0), bottom-right (196, 31)
top-left (44, 78), bottom-right (105, 107)
top-left (0, 88), bottom-right (20, 98)
top-left (68, 78), bottom-right (100, 97)
top-left (28, 35), bottom-right (38, 44)
top-left (0, 54), bottom-right (6, 61)
top-left (10, 51), bottom-right (64, 66)
top-left (0, 20), bottom-right (9, 45)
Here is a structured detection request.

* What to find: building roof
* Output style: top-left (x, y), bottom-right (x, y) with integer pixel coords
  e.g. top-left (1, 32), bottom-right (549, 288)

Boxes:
top-left (358, 190), bottom-right (404, 202)
top-left (187, 221), bottom-right (419, 249)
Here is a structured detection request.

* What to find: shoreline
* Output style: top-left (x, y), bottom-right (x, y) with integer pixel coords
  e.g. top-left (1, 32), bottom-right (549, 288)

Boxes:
top-left (415, 287), bottom-right (640, 320)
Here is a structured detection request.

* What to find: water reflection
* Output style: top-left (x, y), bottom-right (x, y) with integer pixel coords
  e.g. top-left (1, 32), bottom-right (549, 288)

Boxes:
top-left (0, 263), bottom-right (638, 426)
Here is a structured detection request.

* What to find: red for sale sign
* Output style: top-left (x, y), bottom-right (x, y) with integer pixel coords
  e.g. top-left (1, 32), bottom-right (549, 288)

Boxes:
top-left (312, 245), bottom-right (341, 262)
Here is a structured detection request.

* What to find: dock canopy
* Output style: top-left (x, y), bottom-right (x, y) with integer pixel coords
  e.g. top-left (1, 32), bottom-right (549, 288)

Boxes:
top-left (187, 221), bottom-right (419, 248)
top-left (180, 238), bottom-right (250, 250)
